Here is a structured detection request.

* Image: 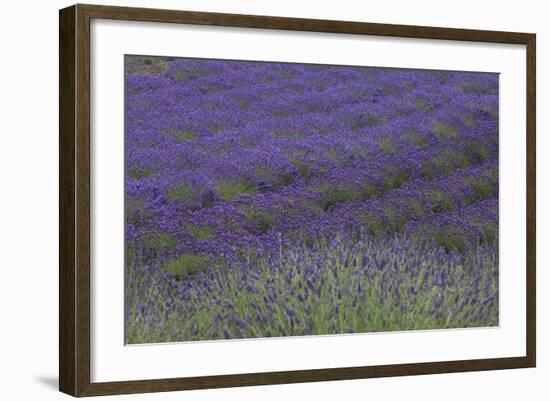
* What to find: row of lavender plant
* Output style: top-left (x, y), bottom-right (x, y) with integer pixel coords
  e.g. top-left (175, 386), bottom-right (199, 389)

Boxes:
top-left (125, 231), bottom-right (498, 343)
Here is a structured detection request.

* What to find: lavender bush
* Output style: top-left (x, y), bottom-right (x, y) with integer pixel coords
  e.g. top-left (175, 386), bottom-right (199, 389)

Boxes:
top-left (124, 56), bottom-right (499, 344)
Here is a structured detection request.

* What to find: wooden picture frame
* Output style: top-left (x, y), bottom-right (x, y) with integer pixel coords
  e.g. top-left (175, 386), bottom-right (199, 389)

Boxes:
top-left (59, 3), bottom-right (536, 397)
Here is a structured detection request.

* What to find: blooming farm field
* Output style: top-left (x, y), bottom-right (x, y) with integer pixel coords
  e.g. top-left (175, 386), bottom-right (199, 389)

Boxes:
top-left (124, 56), bottom-right (499, 344)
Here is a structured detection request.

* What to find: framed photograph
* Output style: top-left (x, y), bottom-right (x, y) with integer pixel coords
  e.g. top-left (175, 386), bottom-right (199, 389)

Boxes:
top-left (59, 4), bottom-right (536, 397)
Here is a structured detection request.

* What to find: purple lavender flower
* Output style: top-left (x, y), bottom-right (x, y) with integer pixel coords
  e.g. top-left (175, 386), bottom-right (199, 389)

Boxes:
top-left (124, 55), bottom-right (499, 344)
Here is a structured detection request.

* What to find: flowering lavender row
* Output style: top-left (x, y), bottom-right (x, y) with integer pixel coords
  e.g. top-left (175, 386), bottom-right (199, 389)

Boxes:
top-left (125, 232), bottom-right (498, 343)
top-left (124, 56), bottom-right (499, 343)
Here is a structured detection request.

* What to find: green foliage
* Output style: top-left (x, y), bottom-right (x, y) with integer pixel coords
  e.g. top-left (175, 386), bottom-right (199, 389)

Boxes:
top-left (235, 245), bottom-right (259, 261)
top-left (125, 197), bottom-right (152, 225)
top-left (405, 197), bottom-right (426, 217)
top-left (472, 221), bottom-right (498, 245)
top-left (324, 147), bottom-right (341, 160)
top-left (403, 130), bottom-right (428, 149)
top-left (127, 167), bottom-right (154, 179)
top-left (243, 208), bottom-right (276, 234)
top-left (478, 102), bottom-right (499, 120)
top-left (466, 177), bottom-right (495, 201)
top-left (432, 228), bottom-right (467, 253)
top-left (352, 114), bottom-right (381, 132)
top-left (162, 254), bottom-right (211, 277)
top-left (166, 185), bottom-right (193, 203)
top-left (173, 66), bottom-right (214, 82)
top-left (414, 97), bottom-right (434, 112)
top-left (421, 161), bottom-right (437, 180)
top-left (455, 80), bottom-right (496, 96)
top-left (464, 115), bottom-right (477, 128)
top-left (383, 206), bottom-right (408, 232)
top-left (272, 128), bottom-right (303, 138)
top-left (363, 181), bottom-right (378, 199)
top-left (255, 165), bottom-right (294, 188)
top-left (376, 135), bottom-right (397, 153)
top-left (279, 70), bottom-right (295, 79)
top-left (172, 129), bottom-right (196, 142)
top-left (466, 141), bottom-right (489, 163)
top-left (383, 169), bottom-right (409, 190)
top-left (143, 232), bottom-right (178, 249)
top-left (314, 183), bottom-right (362, 211)
top-left (143, 58), bottom-right (153, 65)
top-left (359, 211), bottom-right (388, 237)
top-left (427, 190), bottom-right (456, 213)
top-left (175, 70), bottom-right (190, 81)
top-left (216, 179), bottom-right (256, 201)
top-left (189, 225), bottom-right (214, 240)
top-left (290, 157), bottom-right (315, 179)
top-left (208, 124), bottom-right (224, 133)
top-left (433, 149), bottom-right (470, 173)
top-left (433, 122), bottom-right (459, 139)
top-left (316, 126), bottom-right (331, 136)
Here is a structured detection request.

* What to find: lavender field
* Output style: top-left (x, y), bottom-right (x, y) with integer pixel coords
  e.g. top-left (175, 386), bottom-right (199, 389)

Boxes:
top-left (124, 56), bottom-right (499, 344)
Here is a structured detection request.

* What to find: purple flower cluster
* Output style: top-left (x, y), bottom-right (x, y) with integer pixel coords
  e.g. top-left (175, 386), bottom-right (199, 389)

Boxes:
top-left (124, 56), bottom-right (499, 343)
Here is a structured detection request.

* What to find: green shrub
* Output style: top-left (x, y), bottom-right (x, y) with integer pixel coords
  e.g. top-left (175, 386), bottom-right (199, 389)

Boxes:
top-left (216, 179), bottom-right (256, 201)
top-left (432, 229), bottom-right (467, 253)
top-left (175, 71), bottom-right (190, 81)
top-left (127, 167), bottom-right (154, 179)
top-left (166, 185), bottom-right (193, 203)
top-left (433, 122), bottom-right (459, 139)
top-left (290, 157), bottom-right (316, 179)
top-left (383, 206), bottom-right (408, 232)
top-left (188, 225), bottom-right (214, 240)
top-left (352, 114), bottom-right (382, 132)
top-left (403, 130), bottom-right (428, 149)
top-left (421, 161), bottom-right (437, 180)
top-left (466, 142), bottom-right (489, 163)
top-left (363, 182), bottom-right (378, 199)
top-left (172, 129), bottom-right (196, 142)
top-left (405, 197), bottom-right (426, 217)
top-left (433, 149), bottom-right (470, 173)
top-left (464, 115), bottom-right (477, 128)
top-left (126, 197), bottom-right (152, 225)
top-left (314, 183), bottom-right (361, 211)
top-left (473, 221), bottom-right (498, 245)
top-left (208, 124), bottom-right (224, 133)
top-left (162, 254), bottom-right (211, 277)
top-left (427, 190), bottom-right (456, 213)
top-left (466, 177), bottom-right (495, 201)
top-left (376, 135), bottom-right (397, 153)
top-left (383, 169), bottom-right (409, 190)
top-left (279, 70), bottom-right (295, 79)
top-left (243, 208), bottom-right (276, 234)
top-left (272, 128), bottom-right (303, 138)
top-left (143, 232), bottom-right (178, 249)
top-left (324, 147), bottom-right (341, 161)
top-left (414, 97), bottom-right (434, 112)
top-left (255, 165), bottom-right (294, 188)
top-left (359, 211), bottom-right (388, 237)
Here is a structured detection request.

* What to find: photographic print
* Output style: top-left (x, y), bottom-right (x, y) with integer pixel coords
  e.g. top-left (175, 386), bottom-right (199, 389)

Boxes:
top-left (124, 55), bottom-right (499, 345)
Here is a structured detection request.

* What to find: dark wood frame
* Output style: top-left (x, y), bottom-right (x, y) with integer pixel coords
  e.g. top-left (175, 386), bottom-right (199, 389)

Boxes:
top-left (59, 3), bottom-right (536, 397)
